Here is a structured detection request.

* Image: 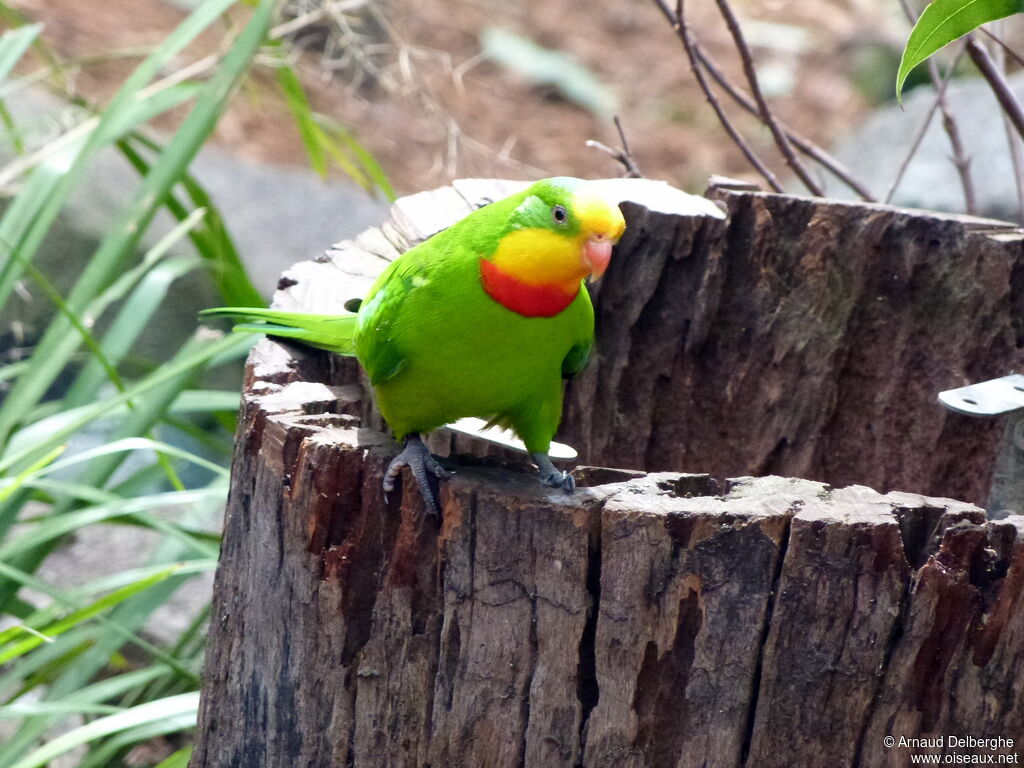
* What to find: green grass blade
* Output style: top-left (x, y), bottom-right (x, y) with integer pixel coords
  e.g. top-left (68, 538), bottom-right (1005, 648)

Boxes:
top-left (41, 436), bottom-right (228, 478)
top-left (67, 559), bottom-right (217, 600)
top-left (68, 666), bottom-right (173, 706)
top-left (0, 560), bottom-right (201, 680)
top-left (0, 563), bottom-right (184, 663)
top-left (0, 7), bottom-right (229, 314)
top-left (78, 712), bottom-right (196, 768)
top-left (1, 331), bottom-right (248, 479)
top-left (118, 131), bottom-right (263, 306)
top-left (170, 389), bottom-right (241, 414)
top-left (0, 24), bottom-right (41, 85)
top-left (6, 693), bottom-right (199, 768)
top-left (0, 436), bottom-right (227, 500)
top-left (0, 98), bottom-right (24, 154)
top-left (0, 701), bottom-right (123, 720)
top-left (0, 489), bottom-right (223, 560)
top-left (272, 43), bottom-right (329, 177)
top-left (0, 0), bottom-right (254, 447)
top-left (316, 116), bottom-right (396, 201)
top-left (0, 444), bottom-right (63, 503)
top-left (63, 253), bottom-right (204, 410)
top-left (154, 747), bottom-right (194, 768)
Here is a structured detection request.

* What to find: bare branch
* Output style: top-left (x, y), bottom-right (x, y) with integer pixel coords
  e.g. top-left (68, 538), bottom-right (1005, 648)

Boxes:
top-left (928, 56), bottom-right (976, 214)
top-left (655, 0), bottom-right (785, 193)
top-left (965, 35), bottom-right (1024, 143)
top-left (989, 29), bottom-right (1024, 222)
top-left (691, 44), bottom-right (875, 201)
top-left (884, 85), bottom-right (942, 204)
top-left (712, 0), bottom-right (824, 196)
top-left (587, 116), bottom-right (644, 178)
top-left (978, 26), bottom-right (1024, 70)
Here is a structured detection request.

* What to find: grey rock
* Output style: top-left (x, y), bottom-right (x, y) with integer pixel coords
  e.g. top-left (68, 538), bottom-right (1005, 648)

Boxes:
top-left (823, 73), bottom-right (1024, 221)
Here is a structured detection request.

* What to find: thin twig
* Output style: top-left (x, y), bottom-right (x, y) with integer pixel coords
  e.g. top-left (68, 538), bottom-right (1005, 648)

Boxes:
top-left (658, 0), bottom-right (785, 193)
top-left (965, 35), bottom-right (1024, 142)
top-left (586, 116), bottom-right (644, 178)
top-left (897, 0), bottom-right (975, 213)
top-left (712, 0), bottom-right (824, 196)
top-left (884, 73), bottom-right (944, 203)
top-left (1003, 112), bottom-right (1024, 222)
top-left (691, 44), bottom-right (875, 200)
top-left (613, 117), bottom-right (643, 178)
top-left (928, 56), bottom-right (976, 213)
top-left (989, 29), bottom-right (1024, 222)
top-left (884, 45), bottom-right (966, 204)
top-left (270, 1), bottom-right (370, 40)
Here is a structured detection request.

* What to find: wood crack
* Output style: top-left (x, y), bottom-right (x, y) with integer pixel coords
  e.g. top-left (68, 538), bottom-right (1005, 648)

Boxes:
top-left (740, 510), bottom-right (793, 767)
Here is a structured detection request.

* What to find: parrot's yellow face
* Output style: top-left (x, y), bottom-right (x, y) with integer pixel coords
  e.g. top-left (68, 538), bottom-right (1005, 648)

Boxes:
top-left (488, 180), bottom-right (626, 295)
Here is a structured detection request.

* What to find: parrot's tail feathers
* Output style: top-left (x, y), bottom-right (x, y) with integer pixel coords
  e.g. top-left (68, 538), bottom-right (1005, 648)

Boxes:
top-left (200, 307), bottom-right (358, 356)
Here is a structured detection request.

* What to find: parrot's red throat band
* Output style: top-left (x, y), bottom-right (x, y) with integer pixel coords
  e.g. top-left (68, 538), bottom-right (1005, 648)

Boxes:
top-left (480, 259), bottom-right (579, 318)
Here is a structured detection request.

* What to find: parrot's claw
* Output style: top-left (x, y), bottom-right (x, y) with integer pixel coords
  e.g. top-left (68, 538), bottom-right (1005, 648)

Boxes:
top-left (383, 433), bottom-right (450, 515)
top-left (543, 469), bottom-right (576, 492)
top-left (531, 453), bottom-right (576, 494)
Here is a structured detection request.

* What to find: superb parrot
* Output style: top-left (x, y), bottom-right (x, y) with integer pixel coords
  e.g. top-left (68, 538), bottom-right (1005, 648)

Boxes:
top-left (203, 177), bottom-right (626, 513)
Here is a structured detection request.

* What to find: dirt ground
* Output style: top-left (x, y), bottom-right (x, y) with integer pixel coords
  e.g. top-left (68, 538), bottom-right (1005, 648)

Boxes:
top-left (9, 0), bottom-right (904, 196)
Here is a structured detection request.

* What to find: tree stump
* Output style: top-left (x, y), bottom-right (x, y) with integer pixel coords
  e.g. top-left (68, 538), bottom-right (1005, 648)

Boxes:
top-left (192, 181), bottom-right (1024, 767)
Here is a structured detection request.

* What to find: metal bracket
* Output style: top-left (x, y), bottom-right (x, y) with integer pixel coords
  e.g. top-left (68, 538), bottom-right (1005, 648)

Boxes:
top-left (939, 374), bottom-right (1024, 517)
top-left (938, 373), bottom-right (1024, 417)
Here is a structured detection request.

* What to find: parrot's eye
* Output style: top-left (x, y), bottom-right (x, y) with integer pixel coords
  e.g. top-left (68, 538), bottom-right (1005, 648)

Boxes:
top-left (552, 204), bottom-right (568, 224)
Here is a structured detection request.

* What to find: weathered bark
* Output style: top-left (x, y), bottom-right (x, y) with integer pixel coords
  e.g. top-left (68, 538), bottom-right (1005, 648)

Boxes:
top-left (564, 185), bottom-right (1024, 506)
top-left (191, 336), bottom-right (1024, 767)
top-left (192, 180), bottom-right (1024, 767)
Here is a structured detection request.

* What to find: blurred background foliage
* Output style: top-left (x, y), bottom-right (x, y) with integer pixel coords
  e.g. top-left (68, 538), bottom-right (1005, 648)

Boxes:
top-left (0, 0), bottom-right (1019, 764)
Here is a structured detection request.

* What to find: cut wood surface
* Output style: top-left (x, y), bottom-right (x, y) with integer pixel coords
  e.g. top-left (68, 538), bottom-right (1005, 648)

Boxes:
top-left (192, 179), bottom-right (1024, 768)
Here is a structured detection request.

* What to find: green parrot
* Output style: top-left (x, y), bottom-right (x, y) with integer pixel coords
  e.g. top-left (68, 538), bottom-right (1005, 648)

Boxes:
top-left (203, 177), bottom-right (626, 513)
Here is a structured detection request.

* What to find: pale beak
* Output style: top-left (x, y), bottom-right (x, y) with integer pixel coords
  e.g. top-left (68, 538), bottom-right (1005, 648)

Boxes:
top-left (583, 234), bottom-right (614, 282)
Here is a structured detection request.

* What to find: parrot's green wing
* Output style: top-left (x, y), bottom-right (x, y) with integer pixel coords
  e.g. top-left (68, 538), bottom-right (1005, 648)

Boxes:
top-left (355, 246), bottom-right (436, 385)
top-left (561, 339), bottom-right (591, 379)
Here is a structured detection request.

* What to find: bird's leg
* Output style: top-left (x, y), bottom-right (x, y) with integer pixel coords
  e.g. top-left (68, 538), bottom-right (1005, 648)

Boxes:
top-left (530, 452), bottom-right (575, 493)
top-left (383, 433), bottom-right (451, 515)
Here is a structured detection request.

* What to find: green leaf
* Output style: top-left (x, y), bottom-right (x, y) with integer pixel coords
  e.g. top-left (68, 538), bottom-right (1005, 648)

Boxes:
top-left (896, 0), bottom-right (1024, 101)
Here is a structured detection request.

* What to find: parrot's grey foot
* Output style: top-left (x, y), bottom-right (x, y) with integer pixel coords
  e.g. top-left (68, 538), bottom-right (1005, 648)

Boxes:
top-left (531, 452), bottom-right (576, 493)
top-left (384, 433), bottom-right (450, 515)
